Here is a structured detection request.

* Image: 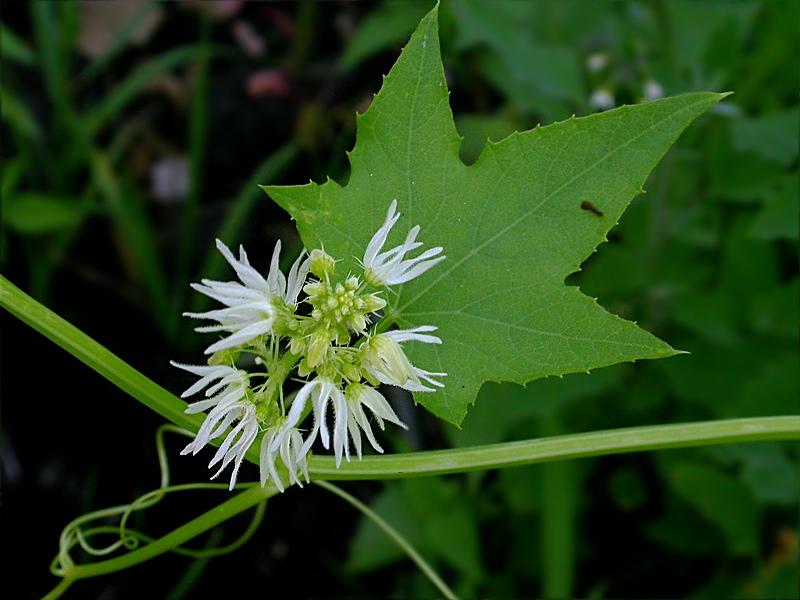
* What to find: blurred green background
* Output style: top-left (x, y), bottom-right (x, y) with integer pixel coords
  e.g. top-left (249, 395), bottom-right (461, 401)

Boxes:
top-left (2, 2), bottom-right (797, 599)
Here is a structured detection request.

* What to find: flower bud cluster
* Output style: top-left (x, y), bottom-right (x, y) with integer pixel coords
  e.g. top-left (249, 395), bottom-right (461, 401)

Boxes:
top-left (173, 201), bottom-right (445, 491)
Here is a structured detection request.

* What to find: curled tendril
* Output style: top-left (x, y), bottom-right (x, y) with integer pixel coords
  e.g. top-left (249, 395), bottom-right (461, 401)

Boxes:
top-left (50, 425), bottom-right (269, 580)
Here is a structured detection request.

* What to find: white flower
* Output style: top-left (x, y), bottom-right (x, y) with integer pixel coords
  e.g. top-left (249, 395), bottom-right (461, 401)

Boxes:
top-left (360, 326), bottom-right (446, 392)
top-left (644, 80), bottom-right (664, 101)
top-left (362, 200), bottom-right (445, 287)
top-left (586, 53), bottom-right (608, 73)
top-left (172, 362), bottom-right (249, 409)
top-left (589, 88), bottom-right (615, 111)
top-left (185, 239), bottom-right (309, 354)
top-left (260, 419), bottom-right (309, 492)
top-left (333, 383), bottom-right (408, 466)
top-left (204, 403), bottom-right (259, 491)
top-left (275, 376), bottom-right (343, 461)
top-left (172, 362), bottom-right (258, 490)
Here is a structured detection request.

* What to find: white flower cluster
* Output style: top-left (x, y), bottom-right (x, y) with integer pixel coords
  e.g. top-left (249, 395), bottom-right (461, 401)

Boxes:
top-left (173, 201), bottom-right (445, 491)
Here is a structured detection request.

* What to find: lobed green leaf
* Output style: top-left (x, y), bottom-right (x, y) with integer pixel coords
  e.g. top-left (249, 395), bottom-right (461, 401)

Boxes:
top-left (266, 5), bottom-right (726, 425)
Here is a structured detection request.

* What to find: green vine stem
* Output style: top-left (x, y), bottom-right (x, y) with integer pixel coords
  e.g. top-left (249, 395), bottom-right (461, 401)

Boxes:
top-left (43, 484), bottom-right (272, 600)
top-left (3, 274), bottom-right (800, 485)
top-left (308, 415), bottom-right (800, 478)
top-left (1, 274), bottom-right (200, 432)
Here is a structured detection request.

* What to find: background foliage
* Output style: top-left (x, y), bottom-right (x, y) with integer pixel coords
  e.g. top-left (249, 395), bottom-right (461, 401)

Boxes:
top-left (2, 2), bottom-right (797, 599)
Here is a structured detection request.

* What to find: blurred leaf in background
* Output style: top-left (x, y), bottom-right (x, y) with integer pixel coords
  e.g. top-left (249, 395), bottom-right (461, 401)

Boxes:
top-left (2, 1), bottom-right (797, 599)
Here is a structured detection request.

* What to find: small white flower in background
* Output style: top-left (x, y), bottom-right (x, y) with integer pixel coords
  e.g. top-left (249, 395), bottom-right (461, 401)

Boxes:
top-left (150, 156), bottom-right (189, 204)
top-left (175, 201), bottom-right (446, 492)
top-left (644, 80), bottom-right (664, 101)
top-left (183, 239), bottom-right (309, 355)
top-left (589, 88), bottom-right (615, 111)
top-left (363, 200), bottom-right (445, 287)
top-left (586, 53), bottom-right (608, 73)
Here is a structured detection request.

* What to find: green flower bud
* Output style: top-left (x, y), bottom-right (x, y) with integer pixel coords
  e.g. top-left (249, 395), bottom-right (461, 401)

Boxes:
top-left (309, 249), bottom-right (336, 278)
top-left (306, 327), bottom-right (333, 368)
top-left (208, 347), bottom-right (241, 366)
top-left (254, 390), bottom-right (281, 424)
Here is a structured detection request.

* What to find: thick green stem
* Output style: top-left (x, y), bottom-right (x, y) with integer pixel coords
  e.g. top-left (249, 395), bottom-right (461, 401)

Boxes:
top-left (306, 416), bottom-right (800, 479)
top-left (1, 274), bottom-right (199, 432)
top-left (3, 275), bottom-right (800, 486)
top-left (42, 577), bottom-right (75, 600)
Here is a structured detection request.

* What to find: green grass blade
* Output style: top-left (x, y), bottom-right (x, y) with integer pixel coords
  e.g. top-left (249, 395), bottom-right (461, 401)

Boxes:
top-left (0, 85), bottom-right (44, 140)
top-left (174, 21), bottom-right (212, 333)
top-left (1, 22), bottom-right (36, 65)
top-left (31, 2), bottom-right (65, 106)
top-left (31, 2), bottom-right (85, 186)
top-left (77, 4), bottom-right (162, 86)
top-left (89, 151), bottom-right (171, 334)
top-left (85, 45), bottom-right (201, 135)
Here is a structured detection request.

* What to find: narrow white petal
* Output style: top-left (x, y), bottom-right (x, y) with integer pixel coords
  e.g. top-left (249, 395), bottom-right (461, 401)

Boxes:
top-left (201, 407), bottom-right (240, 448)
top-left (259, 432), bottom-right (273, 488)
top-left (359, 387), bottom-right (408, 429)
top-left (291, 428), bottom-right (310, 483)
top-left (362, 202), bottom-right (444, 286)
top-left (209, 418), bottom-right (247, 467)
top-left (350, 401), bottom-right (381, 454)
top-left (285, 250), bottom-right (310, 305)
top-left (280, 431), bottom-right (304, 488)
top-left (184, 397), bottom-right (225, 414)
top-left (386, 254), bottom-right (445, 285)
top-left (213, 239), bottom-right (269, 293)
top-left (316, 381), bottom-right (337, 448)
top-left (171, 362), bottom-right (234, 397)
top-left (214, 239), bottom-right (241, 275)
top-left (333, 392), bottom-right (349, 467)
top-left (402, 368), bottom-right (447, 392)
top-left (272, 380), bottom-right (318, 453)
top-left (384, 326), bottom-right (441, 345)
top-left (373, 225), bottom-right (421, 269)
top-left (226, 424), bottom-right (258, 490)
top-left (203, 320), bottom-right (272, 354)
top-left (363, 199), bottom-right (400, 266)
top-left (266, 241), bottom-right (287, 295)
top-left (261, 430), bottom-right (285, 492)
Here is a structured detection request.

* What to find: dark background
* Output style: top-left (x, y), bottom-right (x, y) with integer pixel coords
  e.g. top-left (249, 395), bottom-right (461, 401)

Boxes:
top-left (2, 2), bottom-right (798, 599)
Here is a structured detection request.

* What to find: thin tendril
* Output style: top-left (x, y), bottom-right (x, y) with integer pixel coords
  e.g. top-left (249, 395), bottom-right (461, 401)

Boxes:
top-left (315, 480), bottom-right (459, 600)
top-left (50, 425), bottom-right (268, 580)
